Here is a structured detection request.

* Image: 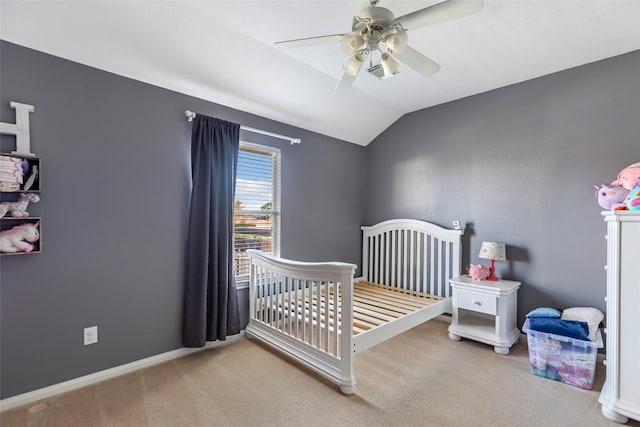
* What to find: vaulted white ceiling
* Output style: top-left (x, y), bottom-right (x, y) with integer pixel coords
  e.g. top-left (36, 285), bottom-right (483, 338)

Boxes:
top-left (1, 1), bottom-right (639, 146)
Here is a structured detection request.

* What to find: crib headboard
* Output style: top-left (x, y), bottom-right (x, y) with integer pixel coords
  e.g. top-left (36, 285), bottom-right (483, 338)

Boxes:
top-left (361, 219), bottom-right (463, 298)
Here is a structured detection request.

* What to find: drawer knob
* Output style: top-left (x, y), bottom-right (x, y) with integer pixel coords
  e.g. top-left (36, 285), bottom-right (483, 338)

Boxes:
top-left (474, 301), bottom-right (482, 306)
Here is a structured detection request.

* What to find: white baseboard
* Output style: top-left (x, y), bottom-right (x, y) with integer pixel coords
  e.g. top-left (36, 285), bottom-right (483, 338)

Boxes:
top-left (0, 332), bottom-right (245, 413)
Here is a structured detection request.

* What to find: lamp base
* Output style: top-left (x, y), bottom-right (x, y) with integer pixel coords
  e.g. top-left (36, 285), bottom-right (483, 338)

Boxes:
top-left (486, 260), bottom-right (499, 281)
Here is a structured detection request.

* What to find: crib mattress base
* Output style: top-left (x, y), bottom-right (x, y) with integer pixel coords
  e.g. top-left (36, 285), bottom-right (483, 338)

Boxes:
top-left (263, 280), bottom-right (445, 337)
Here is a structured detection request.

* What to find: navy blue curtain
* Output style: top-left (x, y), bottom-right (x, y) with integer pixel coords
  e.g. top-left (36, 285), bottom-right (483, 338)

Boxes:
top-left (183, 115), bottom-right (241, 347)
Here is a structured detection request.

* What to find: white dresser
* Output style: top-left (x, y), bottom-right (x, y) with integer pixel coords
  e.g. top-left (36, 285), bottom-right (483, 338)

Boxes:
top-left (599, 211), bottom-right (640, 424)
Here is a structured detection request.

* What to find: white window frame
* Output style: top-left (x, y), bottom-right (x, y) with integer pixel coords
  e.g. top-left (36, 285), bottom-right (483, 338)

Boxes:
top-left (234, 141), bottom-right (281, 289)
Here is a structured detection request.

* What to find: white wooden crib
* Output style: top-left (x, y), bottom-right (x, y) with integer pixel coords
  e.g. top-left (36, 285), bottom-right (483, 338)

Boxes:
top-left (246, 218), bottom-right (463, 394)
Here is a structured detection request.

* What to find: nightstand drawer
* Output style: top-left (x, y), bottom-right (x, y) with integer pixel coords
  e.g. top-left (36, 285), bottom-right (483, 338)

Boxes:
top-left (456, 289), bottom-right (497, 315)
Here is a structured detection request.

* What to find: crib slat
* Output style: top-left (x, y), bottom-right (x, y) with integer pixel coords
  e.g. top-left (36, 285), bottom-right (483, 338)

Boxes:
top-left (274, 272), bottom-right (279, 326)
top-left (333, 281), bottom-right (339, 356)
top-left (315, 281), bottom-right (321, 348)
top-left (385, 232), bottom-right (390, 285)
top-left (293, 278), bottom-right (299, 339)
top-left (416, 231), bottom-right (420, 291)
top-left (422, 234), bottom-right (428, 295)
top-left (408, 230), bottom-right (413, 290)
top-left (287, 277), bottom-right (292, 334)
top-left (309, 280), bottom-right (314, 346)
top-left (371, 236), bottom-right (380, 282)
top-left (263, 268), bottom-right (268, 323)
top-left (429, 236), bottom-right (436, 295)
top-left (277, 274), bottom-right (282, 332)
top-left (273, 272), bottom-right (279, 327)
top-left (370, 236), bottom-right (376, 283)
top-left (307, 280), bottom-right (312, 344)
top-left (440, 241), bottom-right (446, 297)
top-left (265, 271), bottom-right (271, 325)
top-left (301, 280), bottom-right (307, 342)
top-left (444, 242), bottom-right (451, 298)
top-left (262, 268), bottom-right (267, 322)
top-left (253, 267), bottom-right (257, 321)
top-left (251, 265), bottom-right (262, 320)
top-left (399, 230), bottom-right (408, 289)
top-left (324, 282), bottom-right (330, 352)
top-left (390, 231), bottom-right (396, 285)
top-left (376, 234), bottom-right (382, 282)
top-left (281, 275), bottom-right (286, 333)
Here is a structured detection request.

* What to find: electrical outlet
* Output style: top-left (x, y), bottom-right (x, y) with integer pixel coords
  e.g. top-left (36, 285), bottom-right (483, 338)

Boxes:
top-left (84, 326), bottom-right (98, 345)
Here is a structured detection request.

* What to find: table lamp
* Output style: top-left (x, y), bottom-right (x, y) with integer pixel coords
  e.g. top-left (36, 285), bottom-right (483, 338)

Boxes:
top-left (479, 241), bottom-right (506, 281)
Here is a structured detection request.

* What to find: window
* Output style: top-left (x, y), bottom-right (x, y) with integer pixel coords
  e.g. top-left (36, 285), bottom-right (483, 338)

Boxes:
top-left (234, 142), bottom-right (281, 285)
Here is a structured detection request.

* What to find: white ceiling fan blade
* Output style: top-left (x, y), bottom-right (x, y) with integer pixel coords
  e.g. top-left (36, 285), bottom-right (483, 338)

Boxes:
top-left (275, 34), bottom-right (343, 49)
top-left (393, 0), bottom-right (483, 30)
top-left (335, 72), bottom-right (356, 92)
top-left (392, 46), bottom-right (441, 78)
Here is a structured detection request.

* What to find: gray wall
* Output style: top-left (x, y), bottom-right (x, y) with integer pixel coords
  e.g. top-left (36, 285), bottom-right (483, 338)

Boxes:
top-left (366, 50), bottom-right (640, 326)
top-left (0, 41), bottom-right (367, 399)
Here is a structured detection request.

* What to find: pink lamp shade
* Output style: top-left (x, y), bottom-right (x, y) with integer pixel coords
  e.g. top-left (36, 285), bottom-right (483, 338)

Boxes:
top-left (478, 241), bottom-right (506, 281)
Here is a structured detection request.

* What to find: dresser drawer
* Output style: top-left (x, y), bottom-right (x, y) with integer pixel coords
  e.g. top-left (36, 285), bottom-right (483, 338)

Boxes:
top-left (456, 289), bottom-right (497, 315)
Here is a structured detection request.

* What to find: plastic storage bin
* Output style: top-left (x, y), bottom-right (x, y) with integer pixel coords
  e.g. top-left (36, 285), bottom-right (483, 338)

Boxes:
top-left (522, 318), bottom-right (603, 390)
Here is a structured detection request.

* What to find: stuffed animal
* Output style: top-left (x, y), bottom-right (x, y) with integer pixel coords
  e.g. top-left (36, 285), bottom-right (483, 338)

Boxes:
top-left (625, 179), bottom-right (640, 210)
top-left (612, 162), bottom-right (640, 191)
top-left (594, 184), bottom-right (629, 210)
top-left (0, 193), bottom-right (40, 218)
top-left (468, 264), bottom-right (490, 281)
top-left (0, 221), bottom-right (40, 253)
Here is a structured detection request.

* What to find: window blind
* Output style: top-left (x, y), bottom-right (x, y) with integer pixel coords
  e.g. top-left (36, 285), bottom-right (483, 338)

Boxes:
top-left (234, 142), bottom-right (281, 281)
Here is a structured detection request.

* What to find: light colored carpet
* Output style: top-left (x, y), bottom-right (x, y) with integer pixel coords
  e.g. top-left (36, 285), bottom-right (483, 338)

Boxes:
top-left (2, 320), bottom-right (638, 427)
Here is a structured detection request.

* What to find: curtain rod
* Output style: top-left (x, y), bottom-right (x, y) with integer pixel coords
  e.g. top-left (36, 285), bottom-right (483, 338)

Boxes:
top-left (184, 110), bottom-right (301, 146)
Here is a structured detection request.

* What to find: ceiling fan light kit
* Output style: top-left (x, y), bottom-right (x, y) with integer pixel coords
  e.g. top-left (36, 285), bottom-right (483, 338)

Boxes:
top-left (341, 33), bottom-right (365, 55)
top-left (384, 30), bottom-right (408, 54)
top-left (275, 0), bottom-right (484, 90)
top-left (380, 53), bottom-right (399, 78)
top-left (343, 54), bottom-right (364, 77)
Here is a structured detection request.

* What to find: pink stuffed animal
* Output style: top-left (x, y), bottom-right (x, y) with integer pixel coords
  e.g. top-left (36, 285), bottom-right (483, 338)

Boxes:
top-left (612, 162), bottom-right (640, 191)
top-left (468, 264), bottom-right (490, 281)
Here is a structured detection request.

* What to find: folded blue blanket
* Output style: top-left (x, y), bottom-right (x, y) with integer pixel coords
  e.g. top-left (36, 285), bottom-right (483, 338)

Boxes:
top-left (528, 318), bottom-right (590, 341)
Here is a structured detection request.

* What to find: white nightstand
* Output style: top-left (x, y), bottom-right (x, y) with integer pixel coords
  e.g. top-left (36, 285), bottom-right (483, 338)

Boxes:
top-left (448, 275), bottom-right (521, 355)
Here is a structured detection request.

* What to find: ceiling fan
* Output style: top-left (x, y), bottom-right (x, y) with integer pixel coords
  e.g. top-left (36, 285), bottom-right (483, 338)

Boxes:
top-left (274, 0), bottom-right (483, 91)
